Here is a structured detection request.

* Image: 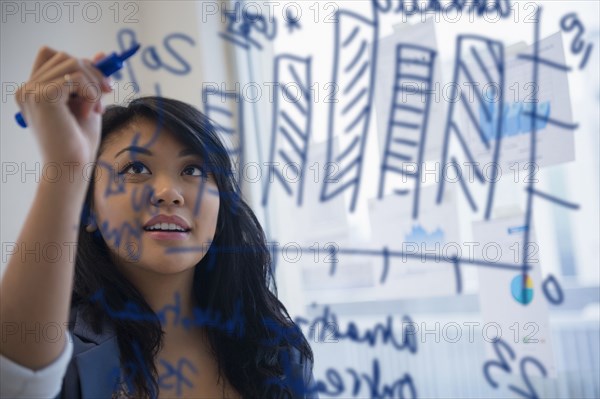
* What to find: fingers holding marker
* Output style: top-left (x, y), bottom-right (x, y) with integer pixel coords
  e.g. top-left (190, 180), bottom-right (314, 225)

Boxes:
top-left (64, 71), bottom-right (102, 119)
top-left (37, 67), bottom-right (97, 114)
top-left (30, 46), bottom-right (54, 72)
top-left (37, 59), bottom-right (112, 117)
top-left (91, 52), bottom-right (114, 92)
top-left (15, 45), bottom-right (139, 128)
top-left (15, 49), bottom-right (72, 109)
top-left (28, 51), bottom-right (111, 100)
top-left (29, 46), bottom-right (60, 77)
top-left (92, 52), bottom-right (106, 63)
top-left (87, 54), bottom-right (112, 114)
top-left (30, 50), bottom-right (71, 81)
top-left (26, 70), bottom-right (99, 123)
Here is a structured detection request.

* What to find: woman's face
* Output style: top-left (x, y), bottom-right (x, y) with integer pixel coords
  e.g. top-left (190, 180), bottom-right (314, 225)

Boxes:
top-left (91, 117), bottom-right (220, 275)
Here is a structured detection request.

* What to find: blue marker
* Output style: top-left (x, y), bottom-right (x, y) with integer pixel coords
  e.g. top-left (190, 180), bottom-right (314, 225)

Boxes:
top-left (15, 43), bottom-right (141, 128)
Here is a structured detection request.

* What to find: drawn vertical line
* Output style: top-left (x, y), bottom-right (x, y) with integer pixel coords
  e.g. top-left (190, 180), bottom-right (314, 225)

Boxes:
top-left (521, 6), bottom-right (542, 305)
top-left (485, 43), bottom-right (505, 221)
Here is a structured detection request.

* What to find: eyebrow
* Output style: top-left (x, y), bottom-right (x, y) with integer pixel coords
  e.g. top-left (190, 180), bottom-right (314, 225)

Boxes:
top-left (114, 146), bottom-right (199, 159)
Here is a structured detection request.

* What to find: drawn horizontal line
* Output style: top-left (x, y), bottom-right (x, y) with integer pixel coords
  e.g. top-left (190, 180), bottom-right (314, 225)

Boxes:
top-left (397, 58), bottom-right (430, 66)
top-left (521, 112), bottom-right (579, 130)
top-left (393, 104), bottom-right (424, 114)
top-left (397, 73), bottom-right (430, 83)
top-left (517, 54), bottom-right (571, 71)
top-left (394, 84), bottom-right (429, 95)
top-left (385, 150), bottom-right (413, 162)
top-left (527, 187), bottom-right (580, 210)
top-left (384, 164), bottom-right (417, 177)
top-left (392, 137), bottom-right (418, 146)
top-left (274, 245), bottom-right (532, 271)
top-left (391, 121), bottom-right (420, 130)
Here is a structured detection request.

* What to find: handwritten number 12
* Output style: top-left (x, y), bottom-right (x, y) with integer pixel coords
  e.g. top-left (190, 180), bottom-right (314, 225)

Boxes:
top-left (483, 338), bottom-right (547, 399)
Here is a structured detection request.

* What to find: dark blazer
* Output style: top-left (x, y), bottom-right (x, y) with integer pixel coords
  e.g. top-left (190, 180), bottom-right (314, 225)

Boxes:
top-left (54, 305), bottom-right (319, 398)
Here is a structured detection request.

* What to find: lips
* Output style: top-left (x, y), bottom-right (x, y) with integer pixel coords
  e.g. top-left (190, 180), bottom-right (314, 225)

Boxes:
top-left (143, 214), bottom-right (191, 232)
top-left (144, 230), bottom-right (190, 241)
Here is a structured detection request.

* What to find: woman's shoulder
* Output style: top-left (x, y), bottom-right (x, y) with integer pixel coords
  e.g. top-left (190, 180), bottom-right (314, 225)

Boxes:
top-left (57, 303), bottom-right (122, 399)
top-left (68, 302), bottom-right (116, 346)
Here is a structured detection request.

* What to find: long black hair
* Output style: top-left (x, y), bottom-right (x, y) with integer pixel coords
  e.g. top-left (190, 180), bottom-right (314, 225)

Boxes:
top-left (72, 96), bottom-right (314, 398)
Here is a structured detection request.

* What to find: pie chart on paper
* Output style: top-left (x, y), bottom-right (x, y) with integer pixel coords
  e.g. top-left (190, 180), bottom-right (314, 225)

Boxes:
top-left (511, 275), bottom-right (534, 305)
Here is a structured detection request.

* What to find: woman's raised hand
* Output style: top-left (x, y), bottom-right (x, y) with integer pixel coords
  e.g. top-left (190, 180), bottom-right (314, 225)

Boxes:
top-left (15, 47), bottom-right (113, 166)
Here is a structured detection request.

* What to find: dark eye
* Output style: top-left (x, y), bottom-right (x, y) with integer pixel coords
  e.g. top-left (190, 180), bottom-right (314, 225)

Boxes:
top-left (119, 161), bottom-right (150, 175)
top-left (183, 165), bottom-right (209, 178)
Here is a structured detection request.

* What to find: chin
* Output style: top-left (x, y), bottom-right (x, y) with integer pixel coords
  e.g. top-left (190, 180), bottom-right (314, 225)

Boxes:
top-left (146, 265), bottom-right (195, 276)
top-left (115, 250), bottom-right (198, 273)
top-left (140, 255), bottom-right (200, 274)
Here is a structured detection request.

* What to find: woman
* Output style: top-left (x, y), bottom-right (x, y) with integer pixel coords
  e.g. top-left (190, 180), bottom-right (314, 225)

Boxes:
top-left (0, 47), bottom-right (317, 398)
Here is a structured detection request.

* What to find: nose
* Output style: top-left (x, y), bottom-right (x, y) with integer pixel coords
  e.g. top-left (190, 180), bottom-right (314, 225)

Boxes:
top-left (150, 180), bottom-right (185, 207)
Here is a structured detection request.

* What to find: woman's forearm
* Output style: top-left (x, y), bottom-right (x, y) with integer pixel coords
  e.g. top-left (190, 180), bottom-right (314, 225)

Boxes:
top-left (0, 171), bottom-right (89, 370)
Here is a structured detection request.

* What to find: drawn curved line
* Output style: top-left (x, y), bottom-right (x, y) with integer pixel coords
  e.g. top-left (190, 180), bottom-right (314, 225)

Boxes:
top-left (459, 61), bottom-right (491, 121)
top-left (342, 26), bottom-right (359, 47)
top-left (335, 136), bottom-right (360, 163)
top-left (345, 41), bottom-right (367, 73)
top-left (345, 107), bottom-right (369, 134)
top-left (451, 122), bottom-right (485, 183)
top-left (288, 64), bottom-right (309, 98)
top-left (344, 61), bottom-right (369, 95)
top-left (579, 44), bottom-right (593, 69)
top-left (279, 126), bottom-right (303, 157)
top-left (487, 42), bottom-right (501, 66)
top-left (277, 148), bottom-right (296, 166)
top-left (342, 88), bottom-right (367, 116)
top-left (280, 84), bottom-right (307, 116)
top-left (274, 170), bottom-right (293, 195)
top-left (460, 92), bottom-right (490, 150)
top-left (323, 177), bottom-right (359, 199)
top-left (333, 157), bottom-right (361, 182)
top-left (470, 47), bottom-right (495, 87)
top-left (281, 111), bottom-right (306, 139)
top-left (451, 158), bottom-right (477, 212)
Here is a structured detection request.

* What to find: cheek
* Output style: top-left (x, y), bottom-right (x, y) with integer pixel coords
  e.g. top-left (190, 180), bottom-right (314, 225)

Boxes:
top-left (194, 190), bottom-right (220, 233)
top-left (92, 175), bottom-right (141, 229)
top-left (93, 189), bottom-right (145, 261)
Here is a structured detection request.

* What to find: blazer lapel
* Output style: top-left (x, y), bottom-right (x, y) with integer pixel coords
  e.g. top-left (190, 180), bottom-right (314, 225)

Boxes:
top-left (75, 337), bottom-right (121, 398)
top-left (71, 306), bottom-right (122, 399)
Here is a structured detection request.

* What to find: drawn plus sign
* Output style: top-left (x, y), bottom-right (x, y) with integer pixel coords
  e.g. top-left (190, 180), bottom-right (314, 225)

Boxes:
top-left (285, 9), bottom-right (301, 33)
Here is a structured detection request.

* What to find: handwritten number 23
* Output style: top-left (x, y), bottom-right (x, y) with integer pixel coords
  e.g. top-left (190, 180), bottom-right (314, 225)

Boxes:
top-left (483, 338), bottom-right (547, 399)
